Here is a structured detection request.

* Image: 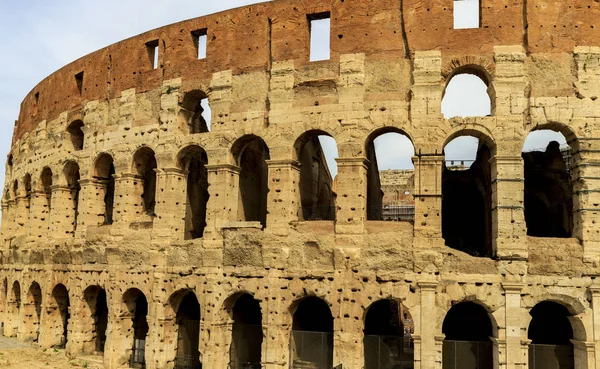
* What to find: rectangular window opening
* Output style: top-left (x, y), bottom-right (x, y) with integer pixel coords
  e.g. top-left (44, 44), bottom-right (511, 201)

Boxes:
top-left (192, 29), bottom-right (208, 60)
top-left (454, 0), bottom-right (480, 29)
top-left (308, 12), bottom-right (331, 62)
top-left (146, 40), bottom-right (159, 69)
top-left (75, 72), bottom-right (84, 95)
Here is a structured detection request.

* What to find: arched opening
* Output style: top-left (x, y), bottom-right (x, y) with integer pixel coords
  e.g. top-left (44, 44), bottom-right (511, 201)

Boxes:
top-left (7, 281), bottom-right (21, 337)
top-left (365, 130), bottom-right (415, 221)
top-left (49, 284), bottom-right (70, 348)
top-left (7, 154), bottom-right (13, 177)
top-left (442, 302), bottom-right (493, 369)
top-left (180, 90), bottom-right (211, 133)
top-left (178, 146), bottom-right (209, 239)
top-left (173, 291), bottom-right (201, 369)
top-left (123, 289), bottom-right (148, 368)
top-left (364, 299), bottom-right (414, 369)
top-left (41, 167), bottom-right (53, 214)
top-left (94, 154), bottom-right (116, 225)
top-left (233, 135), bottom-right (270, 227)
top-left (528, 301), bottom-right (574, 369)
top-left (67, 120), bottom-right (85, 151)
top-left (63, 162), bottom-right (81, 234)
top-left (12, 180), bottom-right (18, 202)
top-left (229, 294), bottom-right (263, 369)
top-left (522, 129), bottom-right (573, 238)
top-left (295, 131), bottom-right (338, 221)
top-left (25, 282), bottom-right (43, 342)
top-left (132, 147), bottom-right (157, 216)
top-left (442, 134), bottom-right (493, 257)
top-left (83, 286), bottom-right (108, 354)
top-left (290, 296), bottom-right (333, 369)
top-left (442, 68), bottom-right (493, 119)
top-left (23, 174), bottom-right (32, 219)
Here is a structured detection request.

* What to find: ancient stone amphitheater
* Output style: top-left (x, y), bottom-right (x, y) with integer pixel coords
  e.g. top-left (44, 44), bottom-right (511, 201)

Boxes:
top-left (1, 0), bottom-right (600, 368)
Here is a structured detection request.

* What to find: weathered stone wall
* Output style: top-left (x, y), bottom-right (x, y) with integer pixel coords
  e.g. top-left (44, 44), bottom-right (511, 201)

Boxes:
top-left (2, 1), bottom-right (600, 369)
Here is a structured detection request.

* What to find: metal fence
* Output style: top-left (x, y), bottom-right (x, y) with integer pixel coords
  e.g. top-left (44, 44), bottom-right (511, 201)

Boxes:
top-left (371, 205), bottom-right (415, 222)
top-left (364, 335), bottom-right (414, 369)
top-left (442, 340), bottom-right (492, 369)
top-left (130, 338), bottom-right (146, 368)
top-left (301, 206), bottom-right (336, 221)
top-left (529, 344), bottom-right (574, 369)
top-left (290, 330), bottom-right (333, 369)
top-left (174, 318), bottom-right (201, 369)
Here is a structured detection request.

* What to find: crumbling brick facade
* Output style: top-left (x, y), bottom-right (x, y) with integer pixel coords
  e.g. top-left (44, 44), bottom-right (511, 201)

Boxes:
top-left (2, 0), bottom-right (600, 368)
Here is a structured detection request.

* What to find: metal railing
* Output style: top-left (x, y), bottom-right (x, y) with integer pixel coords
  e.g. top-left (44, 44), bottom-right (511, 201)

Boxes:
top-left (130, 338), bottom-right (146, 368)
top-left (369, 205), bottom-right (415, 222)
top-left (529, 344), bottom-right (574, 369)
top-left (442, 340), bottom-right (492, 369)
top-left (364, 335), bottom-right (414, 369)
top-left (290, 330), bottom-right (333, 369)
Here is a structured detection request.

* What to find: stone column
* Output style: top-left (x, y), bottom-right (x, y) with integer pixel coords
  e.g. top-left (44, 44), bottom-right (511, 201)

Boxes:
top-left (502, 283), bottom-right (525, 369)
top-left (49, 185), bottom-right (76, 238)
top-left (334, 157), bottom-right (368, 234)
top-left (262, 291), bottom-right (291, 369)
top-left (28, 190), bottom-right (50, 240)
top-left (152, 168), bottom-right (187, 244)
top-left (416, 280), bottom-right (439, 369)
top-left (75, 179), bottom-right (107, 238)
top-left (112, 173), bottom-right (144, 227)
top-left (571, 340), bottom-right (594, 369)
top-left (266, 159), bottom-right (301, 230)
top-left (203, 164), bottom-right (240, 240)
top-left (589, 286), bottom-right (600, 369)
top-left (412, 155), bottom-right (444, 243)
top-left (491, 156), bottom-right (527, 260)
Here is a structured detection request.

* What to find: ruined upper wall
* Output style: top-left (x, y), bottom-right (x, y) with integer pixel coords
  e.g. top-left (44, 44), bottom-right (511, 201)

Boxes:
top-left (12, 0), bottom-right (600, 145)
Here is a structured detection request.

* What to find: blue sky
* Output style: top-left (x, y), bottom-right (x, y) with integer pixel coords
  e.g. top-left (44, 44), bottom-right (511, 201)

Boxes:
top-left (0, 0), bottom-right (564, 186)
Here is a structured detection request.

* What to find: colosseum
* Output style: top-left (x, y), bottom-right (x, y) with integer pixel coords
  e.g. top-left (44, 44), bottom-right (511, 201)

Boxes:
top-left (1, 0), bottom-right (600, 368)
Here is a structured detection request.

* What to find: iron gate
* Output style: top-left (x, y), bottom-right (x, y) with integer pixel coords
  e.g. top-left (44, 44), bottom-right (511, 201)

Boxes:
top-left (442, 340), bottom-right (492, 369)
top-left (364, 335), bottom-right (414, 369)
top-left (529, 344), bottom-right (574, 369)
top-left (290, 330), bottom-right (333, 369)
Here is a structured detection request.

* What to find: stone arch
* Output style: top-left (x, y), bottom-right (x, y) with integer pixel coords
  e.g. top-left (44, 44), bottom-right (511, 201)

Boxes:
top-left (132, 146), bottom-right (158, 216)
top-left (62, 161), bottom-right (81, 234)
top-left (47, 283), bottom-right (70, 348)
top-left (231, 135), bottom-right (270, 227)
top-left (40, 167), bottom-right (53, 224)
top-left (294, 130), bottom-right (337, 221)
top-left (5, 280), bottom-right (21, 337)
top-left (524, 293), bottom-right (587, 341)
top-left (437, 297), bottom-right (500, 339)
top-left (23, 281), bottom-right (43, 342)
top-left (82, 285), bottom-right (109, 354)
top-left (93, 153), bottom-right (116, 225)
top-left (177, 145), bottom-right (209, 239)
top-left (67, 120), bottom-right (85, 151)
top-left (442, 61), bottom-right (496, 116)
top-left (225, 292), bottom-right (263, 369)
top-left (179, 89), bottom-right (210, 134)
top-left (11, 179), bottom-right (18, 199)
top-left (167, 289), bottom-right (202, 369)
top-left (119, 288), bottom-right (149, 367)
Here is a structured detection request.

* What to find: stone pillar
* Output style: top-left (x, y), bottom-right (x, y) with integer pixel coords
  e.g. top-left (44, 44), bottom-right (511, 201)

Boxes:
top-left (152, 168), bottom-right (187, 244)
top-left (572, 340), bottom-right (595, 369)
top-left (589, 286), bottom-right (600, 369)
top-left (28, 190), bottom-right (50, 240)
top-left (49, 185), bottom-right (76, 238)
top-left (413, 155), bottom-right (444, 243)
top-left (262, 293), bottom-right (291, 369)
top-left (416, 280), bottom-right (439, 369)
top-left (502, 283), bottom-right (525, 369)
top-left (4, 300), bottom-right (19, 337)
top-left (112, 173), bottom-right (144, 227)
top-left (203, 164), bottom-right (240, 240)
top-left (491, 156), bottom-right (527, 260)
top-left (266, 160), bottom-right (301, 230)
top-left (75, 179), bottom-right (107, 238)
top-left (334, 157), bottom-right (368, 234)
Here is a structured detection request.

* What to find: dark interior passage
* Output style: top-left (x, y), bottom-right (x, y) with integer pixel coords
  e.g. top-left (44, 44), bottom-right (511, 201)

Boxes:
top-left (28, 282), bottom-right (43, 342)
top-left (528, 301), bottom-right (574, 369)
top-left (84, 286), bottom-right (108, 354)
top-left (442, 142), bottom-right (493, 258)
top-left (52, 284), bottom-right (70, 348)
top-left (67, 120), bottom-right (84, 151)
top-left (133, 148), bottom-right (157, 216)
top-left (41, 168), bottom-right (53, 212)
top-left (64, 162), bottom-right (81, 231)
top-left (230, 294), bottom-right (263, 369)
top-left (178, 146), bottom-right (209, 240)
top-left (291, 296), bottom-right (333, 369)
top-left (175, 292), bottom-right (201, 369)
top-left (234, 136), bottom-right (270, 227)
top-left (180, 90), bottom-right (210, 134)
top-left (95, 154), bottom-right (116, 225)
top-left (523, 141), bottom-right (573, 238)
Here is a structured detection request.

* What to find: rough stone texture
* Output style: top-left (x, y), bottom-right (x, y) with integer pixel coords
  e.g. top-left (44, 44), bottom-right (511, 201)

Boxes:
top-left (2, 0), bottom-right (600, 369)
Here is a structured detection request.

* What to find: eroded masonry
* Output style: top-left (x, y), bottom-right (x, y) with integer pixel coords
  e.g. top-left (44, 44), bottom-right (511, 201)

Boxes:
top-left (1, 0), bottom-right (600, 368)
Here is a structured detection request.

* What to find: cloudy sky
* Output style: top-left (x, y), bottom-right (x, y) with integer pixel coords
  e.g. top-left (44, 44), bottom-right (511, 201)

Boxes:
top-left (0, 0), bottom-right (564, 185)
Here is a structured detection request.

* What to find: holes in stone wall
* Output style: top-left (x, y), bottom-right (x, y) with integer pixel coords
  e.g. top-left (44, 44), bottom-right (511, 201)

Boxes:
top-left (528, 301), bottom-right (575, 369)
top-left (365, 129), bottom-right (415, 221)
top-left (174, 292), bottom-right (201, 369)
top-left (67, 120), bottom-right (84, 151)
top-left (180, 90), bottom-right (210, 134)
top-left (94, 154), bottom-right (116, 225)
top-left (84, 286), bottom-right (108, 354)
top-left (522, 129), bottom-right (573, 238)
top-left (192, 29), bottom-right (208, 60)
top-left (146, 40), bottom-right (159, 70)
top-left (178, 145), bottom-right (209, 239)
top-left (309, 12), bottom-right (331, 62)
top-left (454, 0), bottom-right (480, 29)
top-left (295, 131), bottom-right (337, 221)
top-left (133, 147), bottom-right (158, 216)
top-left (63, 161), bottom-right (81, 234)
top-left (291, 296), bottom-right (333, 369)
top-left (442, 302), bottom-right (493, 368)
top-left (230, 294), bottom-right (263, 369)
top-left (442, 135), bottom-right (493, 258)
top-left (233, 135), bottom-right (270, 227)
